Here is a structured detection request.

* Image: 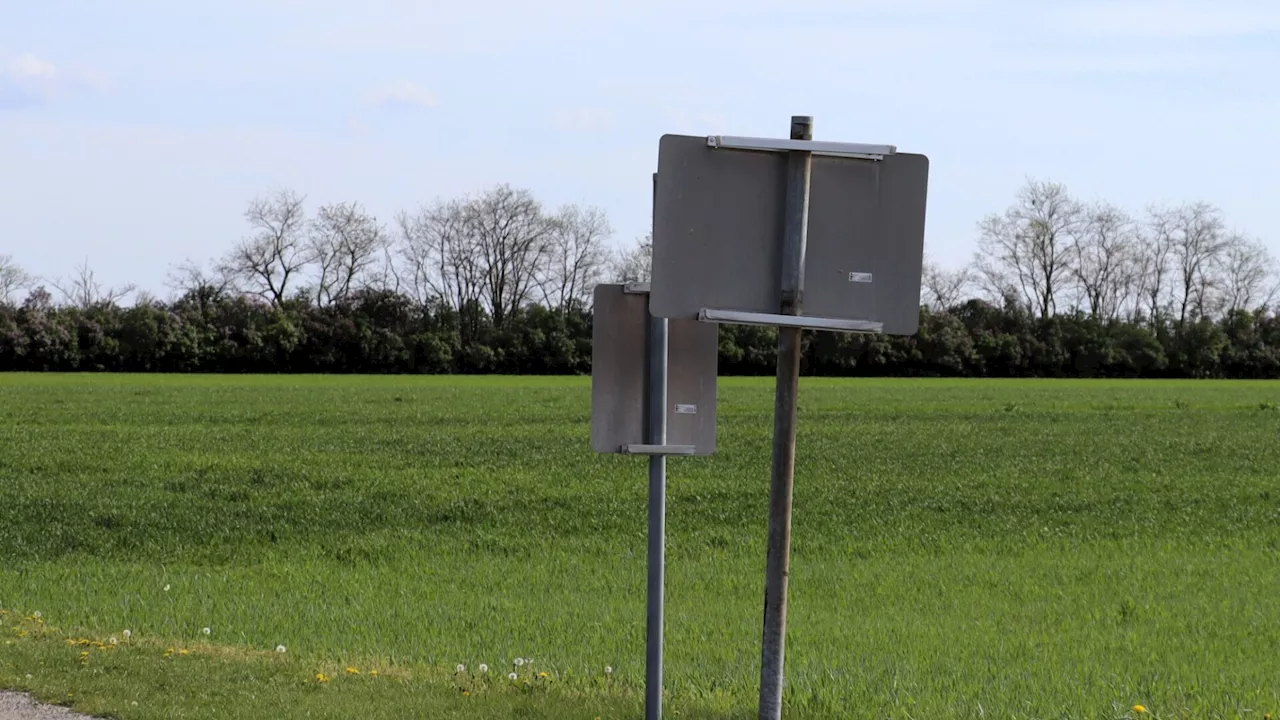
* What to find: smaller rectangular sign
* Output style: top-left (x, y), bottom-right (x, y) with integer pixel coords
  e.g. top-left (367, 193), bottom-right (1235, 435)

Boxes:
top-left (591, 284), bottom-right (718, 455)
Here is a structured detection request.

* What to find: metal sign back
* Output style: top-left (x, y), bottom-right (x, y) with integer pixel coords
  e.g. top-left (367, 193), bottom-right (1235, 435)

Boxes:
top-left (650, 133), bottom-right (930, 335)
top-left (591, 284), bottom-right (718, 455)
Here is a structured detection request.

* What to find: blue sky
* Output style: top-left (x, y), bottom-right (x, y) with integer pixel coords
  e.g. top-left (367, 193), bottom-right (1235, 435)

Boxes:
top-left (2, 0), bottom-right (1278, 296)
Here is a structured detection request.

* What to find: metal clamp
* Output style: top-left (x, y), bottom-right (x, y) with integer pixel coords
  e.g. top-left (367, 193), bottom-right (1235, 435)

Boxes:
top-left (707, 135), bottom-right (895, 160)
top-left (622, 444), bottom-right (696, 456)
top-left (698, 308), bottom-right (883, 333)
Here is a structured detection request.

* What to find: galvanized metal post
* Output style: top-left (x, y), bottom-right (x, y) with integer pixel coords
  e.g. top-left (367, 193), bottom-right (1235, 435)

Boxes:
top-left (758, 115), bottom-right (814, 720)
top-left (646, 172), bottom-right (668, 720)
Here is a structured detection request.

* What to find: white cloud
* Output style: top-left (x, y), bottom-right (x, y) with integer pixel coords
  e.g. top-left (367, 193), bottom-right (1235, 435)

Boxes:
top-left (0, 54), bottom-right (107, 108)
top-left (366, 81), bottom-right (439, 109)
top-left (551, 107), bottom-right (614, 132)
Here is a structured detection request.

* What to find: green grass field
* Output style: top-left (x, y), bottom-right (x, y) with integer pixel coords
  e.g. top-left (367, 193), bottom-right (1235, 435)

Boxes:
top-left (2, 374), bottom-right (1279, 719)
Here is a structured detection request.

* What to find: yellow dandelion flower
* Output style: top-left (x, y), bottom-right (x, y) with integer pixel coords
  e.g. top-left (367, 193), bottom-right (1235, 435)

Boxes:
top-left (369, 670), bottom-right (378, 677)
top-left (179, 649), bottom-right (190, 656)
top-left (315, 672), bottom-right (330, 683)
top-left (345, 667), bottom-right (360, 675)
top-left (538, 671), bottom-right (549, 678)
top-left (1133, 705), bottom-right (1146, 714)
top-left (462, 691), bottom-right (471, 697)
top-left (1264, 714), bottom-right (1271, 720)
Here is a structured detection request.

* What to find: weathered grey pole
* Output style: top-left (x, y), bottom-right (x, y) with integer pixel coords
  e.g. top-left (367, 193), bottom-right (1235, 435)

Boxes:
top-left (646, 171), bottom-right (668, 720)
top-left (758, 115), bottom-right (814, 720)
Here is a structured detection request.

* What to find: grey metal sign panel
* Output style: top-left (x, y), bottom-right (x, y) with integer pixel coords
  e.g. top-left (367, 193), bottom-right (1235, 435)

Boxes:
top-left (650, 133), bottom-right (929, 335)
top-left (591, 284), bottom-right (718, 455)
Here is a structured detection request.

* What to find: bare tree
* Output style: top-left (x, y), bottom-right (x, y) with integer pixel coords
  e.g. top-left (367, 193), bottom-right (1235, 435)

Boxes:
top-left (396, 198), bottom-right (483, 310)
top-left (467, 184), bottom-right (554, 326)
top-left (973, 179), bottom-right (1082, 318)
top-left (50, 258), bottom-right (136, 309)
top-left (220, 189), bottom-right (310, 306)
top-left (609, 234), bottom-right (652, 284)
top-left (1071, 201), bottom-right (1138, 320)
top-left (1161, 201), bottom-right (1228, 326)
top-left (920, 255), bottom-right (973, 310)
top-left (365, 243), bottom-right (404, 295)
top-left (308, 201), bottom-right (387, 305)
top-left (1215, 233), bottom-right (1277, 314)
top-left (166, 258), bottom-right (237, 312)
top-left (167, 258), bottom-right (236, 296)
top-left (1132, 208), bottom-right (1176, 325)
top-left (541, 204), bottom-right (611, 311)
top-left (0, 254), bottom-right (33, 304)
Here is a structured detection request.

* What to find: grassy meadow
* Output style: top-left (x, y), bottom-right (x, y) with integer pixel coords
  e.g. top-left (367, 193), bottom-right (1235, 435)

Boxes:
top-left (1, 373), bottom-right (1279, 718)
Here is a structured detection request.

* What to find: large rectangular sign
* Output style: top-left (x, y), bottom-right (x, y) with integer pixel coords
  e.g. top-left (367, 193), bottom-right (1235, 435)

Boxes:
top-left (650, 133), bottom-right (930, 335)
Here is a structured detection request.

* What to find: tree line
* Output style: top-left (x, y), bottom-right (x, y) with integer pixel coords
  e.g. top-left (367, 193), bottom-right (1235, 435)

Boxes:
top-left (2, 179), bottom-right (1278, 379)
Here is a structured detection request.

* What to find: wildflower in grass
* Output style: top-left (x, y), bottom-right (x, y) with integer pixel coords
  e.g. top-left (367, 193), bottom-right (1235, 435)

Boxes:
top-left (109, 636), bottom-right (119, 645)
top-left (1133, 706), bottom-right (1147, 714)
top-left (605, 666), bottom-right (613, 675)
top-left (456, 664), bottom-right (466, 673)
top-left (179, 649), bottom-right (190, 656)
top-left (164, 648), bottom-right (174, 657)
top-left (538, 671), bottom-right (549, 679)
top-left (276, 644), bottom-right (287, 653)
top-left (24, 674), bottom-right (32, 680)
top-left (462, 691), bottom-right (470, 696)
top-left (202, 627), bottom-right (211, 635)
top-left (345, 667), bottom-right (360, 675)
top-left (163, 585), bottom-right (170, 592)
top-left (315, 673), bottom-right (330, 683)
top-left (514, 657), bottom-right (524, 667)
top-left (478, 663), bottom-right (488, 673)
top-left (123, 630), bottom-right (132, 639)
top-left (508, 672), bottom-right (518, 681)
top-left (369, 670), bottom-right (378, 677)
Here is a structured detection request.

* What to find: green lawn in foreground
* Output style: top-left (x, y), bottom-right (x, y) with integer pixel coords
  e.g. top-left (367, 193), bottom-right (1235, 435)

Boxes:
top-left (1, 374), bottom-right (1279, 719)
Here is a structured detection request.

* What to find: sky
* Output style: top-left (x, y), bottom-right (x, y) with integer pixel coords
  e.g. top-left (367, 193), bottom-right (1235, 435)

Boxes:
top-left (2, 0), bottom-right (1279, 298)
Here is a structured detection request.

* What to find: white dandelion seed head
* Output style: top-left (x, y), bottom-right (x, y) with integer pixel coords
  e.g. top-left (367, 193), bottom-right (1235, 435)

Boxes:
top-left (478, 663), bottom-right (488, 673)
top-left (508, 672), bottom-right (518, 681)
top-left (131, 702), bottom-right (138, 707)
top-left (605, 666), bottom-right (613, 675)
top-left (123, 630), bottom-right (132, 639)
top-left (513, 657), bottom-right (525, 666)
top-left (202, 627), bottom-right (211, 635)
top-left (456, 664), bottom-right (466, 673)
top-left (109, 636), bottom-right (119, 645)
top-left (163, 585), bottom-right (170, 592)
top-left (32, 611), bottom-right (41, 619)
top-left (525, 657), bottom-right (533, 665)
top-left (25, 674), bottom-right (33, 680)
top-left (276, 644), bottom-right (287, 653)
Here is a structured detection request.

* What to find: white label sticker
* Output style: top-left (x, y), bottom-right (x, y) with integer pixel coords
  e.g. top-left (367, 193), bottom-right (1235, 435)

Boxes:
top-left (848, 272), bottom-right (873, 283)
top-left (674, 404), bottom-right (697, 414)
